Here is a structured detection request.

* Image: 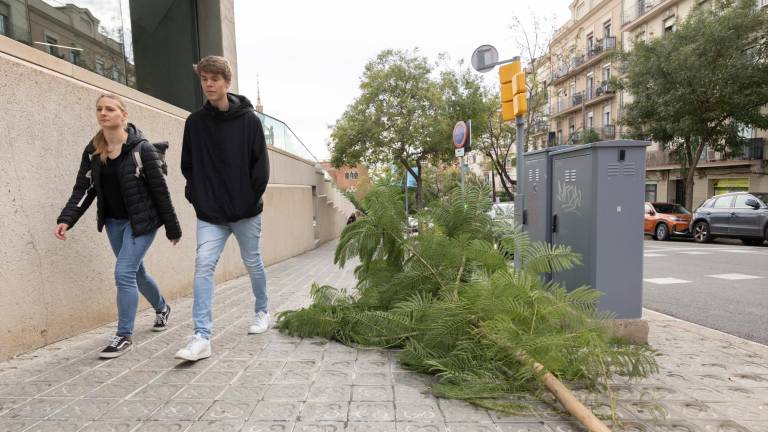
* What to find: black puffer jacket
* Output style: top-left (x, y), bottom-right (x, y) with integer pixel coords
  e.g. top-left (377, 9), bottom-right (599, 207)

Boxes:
top-left (57, 124), bottom-right (182, 240)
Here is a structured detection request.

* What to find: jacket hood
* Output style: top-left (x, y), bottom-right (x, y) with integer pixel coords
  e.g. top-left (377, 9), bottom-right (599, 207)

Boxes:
top-left (84, 123), bottom-right (145, 155)
top-left (203, 93), bottom-right (254, 121)
top-left (124, 123), bottom-right (146, 151)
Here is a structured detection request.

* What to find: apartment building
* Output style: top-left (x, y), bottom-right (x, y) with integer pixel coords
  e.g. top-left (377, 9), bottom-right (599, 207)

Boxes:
top-left (546, 0), bottom-right (624, 147)
top-left (621, 0), bottom-right (768, 204)
top-left (528, 56), bottom-right (553, 150)
top-left (542, 0), bottom-right (768, 206)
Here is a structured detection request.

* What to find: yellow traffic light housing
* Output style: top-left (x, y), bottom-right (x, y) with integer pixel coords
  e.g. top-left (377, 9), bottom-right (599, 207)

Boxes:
top-left (498, 59), bottom-right (527, 121)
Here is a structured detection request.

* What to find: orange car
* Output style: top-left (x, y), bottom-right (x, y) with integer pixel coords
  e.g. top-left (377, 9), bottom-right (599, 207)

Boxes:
top-left (644, 202), bottom-right (692, 241)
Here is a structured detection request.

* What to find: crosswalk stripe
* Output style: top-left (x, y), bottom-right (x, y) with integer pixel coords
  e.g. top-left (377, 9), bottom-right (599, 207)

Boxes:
top-left (706, 274), bottom-right (763, 280)
top-left (644, 278), bottom-right (692, 285)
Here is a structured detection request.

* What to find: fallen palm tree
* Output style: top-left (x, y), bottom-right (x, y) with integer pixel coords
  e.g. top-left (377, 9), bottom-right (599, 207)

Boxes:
top-left (278, 183), bottom-right (658, 429)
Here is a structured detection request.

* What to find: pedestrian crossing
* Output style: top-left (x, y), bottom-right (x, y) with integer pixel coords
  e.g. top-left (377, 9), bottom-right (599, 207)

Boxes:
top-left (643, 247), bottom-right (768, 258)
top-left (644, 273), bottom-right (763, 285)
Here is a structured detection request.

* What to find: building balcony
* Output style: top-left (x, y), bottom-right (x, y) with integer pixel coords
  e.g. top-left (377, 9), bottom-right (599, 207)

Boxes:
top-left (646, 138), bottom-right (767, 169)
top-left (551, 81), bottom-right (616, 117)
top-left (529, 119), bottom-right (550, 135)
top-left (623, 0), bottom-right (662, 26)
top-left (551, 37), bottom-right (618, 86)
top-left (598, 125), bottom-right (616, 140)
top-left (621, 0), bottom-right (686, 31)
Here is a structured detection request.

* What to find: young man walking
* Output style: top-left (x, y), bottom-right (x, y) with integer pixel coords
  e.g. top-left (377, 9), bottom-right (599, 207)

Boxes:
top-left (175, 56), bottom-right (270, 361)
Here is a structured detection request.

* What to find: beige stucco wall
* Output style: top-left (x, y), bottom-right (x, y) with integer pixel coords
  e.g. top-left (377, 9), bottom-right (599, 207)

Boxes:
top-left (0, 43), bottom-right (351, 361)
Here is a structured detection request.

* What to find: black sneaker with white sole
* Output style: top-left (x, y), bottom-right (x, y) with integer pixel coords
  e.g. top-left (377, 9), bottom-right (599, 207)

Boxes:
top-left (153, 304), bottom-right (171, 332)
top-left (99, 335), bottom-right (132, 358)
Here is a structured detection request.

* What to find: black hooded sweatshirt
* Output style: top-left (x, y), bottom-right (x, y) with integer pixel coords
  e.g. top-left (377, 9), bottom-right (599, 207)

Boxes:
top-left (181, 93), bottom-right (270, 224)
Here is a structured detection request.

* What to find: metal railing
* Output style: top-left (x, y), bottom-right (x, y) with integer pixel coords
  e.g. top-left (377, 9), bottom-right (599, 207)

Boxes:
top-left (529, 119), bottom-right (550, 135)
top-left (646, 138), bottom-right (767, 168)
top-left (598, 125), bottom-right (616, 140)
top-left (552, 38), bottom-right (619, 82)
top-left (623, 0), bottom-right (662, 25)
top-left (552, 81), bottom-right (616, 115)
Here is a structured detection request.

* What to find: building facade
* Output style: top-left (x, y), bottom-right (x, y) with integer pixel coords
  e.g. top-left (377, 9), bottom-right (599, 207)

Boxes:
top-left (321, 163), bottom-right (370, 197)
top-left (543, 0), bottom-right (768, 207)
top-left (620, 0), bottom-right (768, 205)
top-left (547, 0), bottom-right (624, 147)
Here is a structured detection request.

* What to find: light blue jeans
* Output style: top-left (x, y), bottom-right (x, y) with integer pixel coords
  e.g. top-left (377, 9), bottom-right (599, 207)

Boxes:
top-left (193, 214), bottom-right (268, 338)
top-left (104, 219), bottom-right (167, 337)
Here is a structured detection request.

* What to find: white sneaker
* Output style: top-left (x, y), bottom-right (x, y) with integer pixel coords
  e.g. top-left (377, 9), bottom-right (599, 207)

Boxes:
top-left (248, 311), bottom-right (270, 334)
top-left (174, 333), bottom-right (211, 361)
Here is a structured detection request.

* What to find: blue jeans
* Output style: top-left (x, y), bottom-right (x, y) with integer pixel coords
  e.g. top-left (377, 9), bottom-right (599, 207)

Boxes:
top-left (104, 219), bottom-right (167, 337)
top-left (193, 214), bottom-right (268, 338)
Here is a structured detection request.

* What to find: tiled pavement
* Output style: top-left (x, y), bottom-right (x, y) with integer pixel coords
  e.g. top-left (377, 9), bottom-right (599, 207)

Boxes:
top-left (1, 241), bottom-right (767, 432)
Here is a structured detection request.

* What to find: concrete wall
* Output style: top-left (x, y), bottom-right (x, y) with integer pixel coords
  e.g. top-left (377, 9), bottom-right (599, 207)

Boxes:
top-left (0, 40), bottom-right (352, 361)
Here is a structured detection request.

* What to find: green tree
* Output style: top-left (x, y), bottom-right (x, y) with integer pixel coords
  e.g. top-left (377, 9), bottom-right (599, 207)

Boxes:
top-left (330, 50), bottom-right (447, 210)
top-left (474, 95), bottom-right (517, 200)
top-left (620, 0), bottom-right (768, 209)
top-left (509, 14), bottom-right (554, 149)
top-left (581, 128), bottom-right (600, 144)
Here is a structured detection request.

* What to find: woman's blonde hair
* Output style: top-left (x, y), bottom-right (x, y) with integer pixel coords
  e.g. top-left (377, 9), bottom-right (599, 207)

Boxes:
top-left (93, 94), bottom-right (128, 164)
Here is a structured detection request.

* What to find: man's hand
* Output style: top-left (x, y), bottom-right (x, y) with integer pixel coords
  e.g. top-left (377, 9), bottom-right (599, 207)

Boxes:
top-left (54, 223), bottom-right (69, 241)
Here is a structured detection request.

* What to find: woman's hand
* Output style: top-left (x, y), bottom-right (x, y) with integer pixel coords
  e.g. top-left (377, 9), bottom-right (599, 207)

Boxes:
top-left (170, 238), bottom-right (180, 246)
top-left (54, 223), bottom-right (69, 240)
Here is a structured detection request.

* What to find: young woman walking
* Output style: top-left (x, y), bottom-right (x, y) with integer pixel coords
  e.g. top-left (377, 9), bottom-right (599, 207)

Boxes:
top-left (55, 94), bottom-right (182, 358)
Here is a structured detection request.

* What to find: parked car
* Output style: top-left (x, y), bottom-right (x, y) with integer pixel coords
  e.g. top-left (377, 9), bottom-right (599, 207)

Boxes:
top-left (644, 202), bottom-right (692, 240)
top-left (690, 192), bottom-right (768, 245)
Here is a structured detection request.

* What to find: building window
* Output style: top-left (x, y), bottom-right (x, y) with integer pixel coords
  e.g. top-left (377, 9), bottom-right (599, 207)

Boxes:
top-left (69, 44), bottom-right (81, 66)
top-left (586, 74), bottom-right (594, 97)
top-left (635, 30), bottom-right (646, 42)
top-left (603, 105), bottom-right (611, 126)
top-left (95, 57), bottom-right (105, 75)
top-left (576, 2), bottom-right (584, 19)
top-left (45, 34), bottom-right (60, 57)
top-left (0, 8), bottom-right (8, 37)
top-left (587, 111), bottom-right (593, 129)
top-left (602, 65), bottom-right (611, 82)
top-left (663, 16), bottom-right (676, 34)
top-left (603, 20), bottom-right (612, 38)
top-left (586, 33), bottom-right (593, 54)
top-left (645, 184), bottom-right (657, 202)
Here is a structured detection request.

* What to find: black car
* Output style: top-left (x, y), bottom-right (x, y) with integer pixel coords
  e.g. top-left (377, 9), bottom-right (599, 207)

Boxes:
top-left (690, 192), bottom-right (768, 245)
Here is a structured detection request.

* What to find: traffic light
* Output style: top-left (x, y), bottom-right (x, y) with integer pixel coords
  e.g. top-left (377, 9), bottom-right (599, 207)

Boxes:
top-left (499, 59), bottom-right (527, 121)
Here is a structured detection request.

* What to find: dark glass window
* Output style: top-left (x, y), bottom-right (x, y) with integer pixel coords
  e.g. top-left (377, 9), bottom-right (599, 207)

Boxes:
top-left (0, 8), bottom-right (8, 37)
top-left (2, 0), bottom-right (204, 110)
top-left (645, 184), bottom-right (657, 202)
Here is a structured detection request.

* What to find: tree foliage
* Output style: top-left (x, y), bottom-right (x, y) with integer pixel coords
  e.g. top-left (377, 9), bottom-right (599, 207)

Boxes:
top-left (329, 50), bottom-right (490, 210)
top-left (277, 183), bottom-right (658, 417)
top-left (620, 0), bottom-right (768, 208)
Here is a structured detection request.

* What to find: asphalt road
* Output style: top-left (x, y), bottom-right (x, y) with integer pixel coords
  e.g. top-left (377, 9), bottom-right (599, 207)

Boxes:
top-left (643, 236), bottom-right (768, 345)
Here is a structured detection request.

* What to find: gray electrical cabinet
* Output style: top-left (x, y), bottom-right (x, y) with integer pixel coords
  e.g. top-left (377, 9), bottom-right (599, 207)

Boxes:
top-left (547, 140), bottom-right (649, 319)
top-left (523, 146), bottom-right (569, 245)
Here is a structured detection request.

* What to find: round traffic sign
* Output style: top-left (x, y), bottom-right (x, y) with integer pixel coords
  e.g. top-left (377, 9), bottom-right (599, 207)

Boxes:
top-left (453, 121), bottom-right (468, 149)
top-left (471, 45), bottom-right (499, 73)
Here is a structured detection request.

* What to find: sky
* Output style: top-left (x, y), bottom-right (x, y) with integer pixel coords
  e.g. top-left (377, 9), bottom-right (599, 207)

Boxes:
top-left (235, 1), bottom-right (572, 161)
